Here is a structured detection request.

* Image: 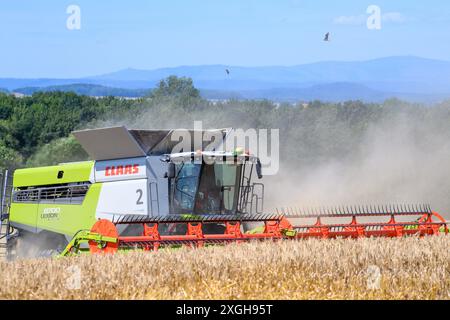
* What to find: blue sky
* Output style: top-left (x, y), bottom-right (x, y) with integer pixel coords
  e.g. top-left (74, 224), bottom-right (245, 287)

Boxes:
top-left (0, 0), bottom-right (449, 78)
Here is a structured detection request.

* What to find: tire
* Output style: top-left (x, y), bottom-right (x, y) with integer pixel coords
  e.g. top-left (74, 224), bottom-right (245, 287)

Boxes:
top-left (35, 232), bottom-right (68, 258)
top-left (242, 222), bottom-right (259, 233)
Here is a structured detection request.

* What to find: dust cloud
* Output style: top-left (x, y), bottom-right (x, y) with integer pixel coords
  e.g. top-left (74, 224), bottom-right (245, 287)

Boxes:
top-left (265, 113), bottom-right (450, 219)
top-left (91, 100), bottom-right (450, 219)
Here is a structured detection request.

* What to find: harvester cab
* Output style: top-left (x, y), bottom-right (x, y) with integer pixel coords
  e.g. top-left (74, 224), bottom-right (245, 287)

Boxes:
top-left (163, 150), bottom-right (263, 216)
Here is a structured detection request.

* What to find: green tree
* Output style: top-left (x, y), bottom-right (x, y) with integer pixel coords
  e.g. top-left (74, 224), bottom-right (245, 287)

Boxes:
top-left (0, 143), bottom-right (22, 169)
top-left (150, 76), bottom-right (200, 105)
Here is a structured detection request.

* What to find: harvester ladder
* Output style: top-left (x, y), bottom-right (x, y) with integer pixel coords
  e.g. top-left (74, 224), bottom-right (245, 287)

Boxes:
top-left (149, 181), bottom-right (160, 215)
top-left (0, 169), bottom-right (13, 258)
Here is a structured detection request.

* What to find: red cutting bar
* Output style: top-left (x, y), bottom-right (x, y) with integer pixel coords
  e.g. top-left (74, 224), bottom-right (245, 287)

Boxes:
top-left (292, 211), bottom-right (447, 238)
top-left (117, 220), bottom-right (287, 250)
top-left (118, 233), bottom-right (283, 244)
top-left (293, 224), bottom-right (443, 239)
top-left (87, 210), bottom-right (448, 254)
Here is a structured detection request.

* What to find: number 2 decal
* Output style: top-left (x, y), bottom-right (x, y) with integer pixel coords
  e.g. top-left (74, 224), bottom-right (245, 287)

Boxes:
top-left (136, 189), bottom-right (143, 205)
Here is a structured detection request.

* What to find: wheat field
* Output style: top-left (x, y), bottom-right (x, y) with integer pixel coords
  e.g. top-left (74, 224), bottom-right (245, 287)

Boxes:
top-left (0, 236), bottom-right (448, 300)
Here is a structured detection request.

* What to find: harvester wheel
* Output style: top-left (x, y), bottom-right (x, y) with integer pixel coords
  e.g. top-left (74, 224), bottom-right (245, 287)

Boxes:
top-left (36, 232), bottom-right (68, 258)
top-left (89, 219), bottom-right (119, 254)
top-left (8, 230), bottom-right (67, 259)
top-left (242, 222), bottom-right (258, 233)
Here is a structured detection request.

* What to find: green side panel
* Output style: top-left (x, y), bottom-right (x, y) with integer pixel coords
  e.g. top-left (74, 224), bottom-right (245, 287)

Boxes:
top-left (10, 183), bottom-right (102, 237)
top-left (13, 161), bottom-right (94, 187)
top-left (9, 203), bottom-right (38, 231)
top-left (35, 183), bottom-right (102, 236)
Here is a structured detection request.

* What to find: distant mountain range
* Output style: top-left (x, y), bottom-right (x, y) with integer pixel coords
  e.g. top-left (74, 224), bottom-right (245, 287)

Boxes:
top-left (2, 56), bottom-right (450, 102)
top-left (14, 84), bottom-right (151, 98)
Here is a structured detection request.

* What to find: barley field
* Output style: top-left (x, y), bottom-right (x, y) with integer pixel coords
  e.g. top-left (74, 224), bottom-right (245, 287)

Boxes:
top-left (0, 236), bottom-right (448, 300)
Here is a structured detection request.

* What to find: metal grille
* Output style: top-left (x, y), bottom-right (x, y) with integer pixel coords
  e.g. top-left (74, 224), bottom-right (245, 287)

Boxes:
top-left (13, 189), bottom-right (39, 202)
top-left (13, 183), bottom-right (90, 204)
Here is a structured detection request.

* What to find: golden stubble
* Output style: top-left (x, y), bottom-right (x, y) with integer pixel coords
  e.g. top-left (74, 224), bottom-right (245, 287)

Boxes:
top-left (0, 236), bottom-right (448, 300)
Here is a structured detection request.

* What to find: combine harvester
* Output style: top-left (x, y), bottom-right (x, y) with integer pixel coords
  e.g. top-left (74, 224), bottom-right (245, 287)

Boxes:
top-left (0, 126), bottom-right (447, 259)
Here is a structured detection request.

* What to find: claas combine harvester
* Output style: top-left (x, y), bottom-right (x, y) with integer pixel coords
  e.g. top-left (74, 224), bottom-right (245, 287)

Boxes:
top-left (0, 126), bottom-right (448, 259)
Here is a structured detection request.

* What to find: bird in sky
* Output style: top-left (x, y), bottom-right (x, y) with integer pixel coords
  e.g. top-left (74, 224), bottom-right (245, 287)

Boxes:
top-left (323, 32), bottom-right (330, 41)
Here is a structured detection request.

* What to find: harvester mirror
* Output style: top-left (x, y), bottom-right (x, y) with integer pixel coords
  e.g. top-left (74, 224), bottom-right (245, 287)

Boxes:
top-left (166, 162), bottom-right (176, 179)
top-left (256, 160), bottom-right (263, 179)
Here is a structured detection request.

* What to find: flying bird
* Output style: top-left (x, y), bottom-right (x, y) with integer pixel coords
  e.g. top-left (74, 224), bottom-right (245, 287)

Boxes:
top-left (323, 32), bottom-right (330, 41)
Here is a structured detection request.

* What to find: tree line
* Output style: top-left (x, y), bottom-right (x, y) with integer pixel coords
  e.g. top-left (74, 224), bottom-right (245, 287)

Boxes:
top-left (1, 75), bottom-right (450, 170)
